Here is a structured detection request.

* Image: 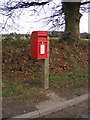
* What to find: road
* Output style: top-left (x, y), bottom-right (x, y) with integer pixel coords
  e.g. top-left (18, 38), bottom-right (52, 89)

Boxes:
top-left (41, 100), bottom-right (88, 118)
top-left (4, 100), bottom-right (88, 120)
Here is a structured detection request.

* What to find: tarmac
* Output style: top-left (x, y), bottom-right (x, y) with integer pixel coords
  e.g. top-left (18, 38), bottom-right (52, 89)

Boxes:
top-left (11, 93), bottom-right (88, 119)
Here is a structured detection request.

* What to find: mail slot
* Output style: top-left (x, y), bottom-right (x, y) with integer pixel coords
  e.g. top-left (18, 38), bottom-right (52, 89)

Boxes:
top-left (30, 31), bottom-right (48, 59)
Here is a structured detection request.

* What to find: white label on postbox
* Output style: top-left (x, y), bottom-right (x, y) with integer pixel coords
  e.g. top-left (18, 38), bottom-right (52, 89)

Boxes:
top-left (40, 44), bottom-right (45, 54)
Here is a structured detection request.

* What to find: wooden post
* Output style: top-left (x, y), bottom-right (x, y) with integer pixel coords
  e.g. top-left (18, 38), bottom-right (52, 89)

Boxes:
top-left (42, 38), bottom-right (49, 89)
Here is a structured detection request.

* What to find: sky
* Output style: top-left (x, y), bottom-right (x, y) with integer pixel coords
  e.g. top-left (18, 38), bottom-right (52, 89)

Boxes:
top-left (0, 0), bottom-right (89, 34)
top-left (80, 13), bottom-right (88, 33)
top-left (7, 13), bottom-right (88, 34)
top-left (3, 11), bottom-right (88, 34)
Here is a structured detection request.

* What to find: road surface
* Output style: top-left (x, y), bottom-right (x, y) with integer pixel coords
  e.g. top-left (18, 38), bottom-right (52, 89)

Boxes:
top-left (41, 100), bottom-right (88, 118)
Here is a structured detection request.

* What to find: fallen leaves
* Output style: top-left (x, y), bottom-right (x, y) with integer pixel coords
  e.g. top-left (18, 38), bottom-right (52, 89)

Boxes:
top-left (2, 36), bottom-right (88, 84)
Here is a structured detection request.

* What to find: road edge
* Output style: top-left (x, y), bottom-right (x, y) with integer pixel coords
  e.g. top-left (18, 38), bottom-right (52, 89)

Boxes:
top-left (12, 94), bottom-right (88, 118)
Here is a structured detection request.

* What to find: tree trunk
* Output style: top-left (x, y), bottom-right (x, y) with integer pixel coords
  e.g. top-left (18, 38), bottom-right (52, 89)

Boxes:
top-left (62, 2), bottom-right (82, 42)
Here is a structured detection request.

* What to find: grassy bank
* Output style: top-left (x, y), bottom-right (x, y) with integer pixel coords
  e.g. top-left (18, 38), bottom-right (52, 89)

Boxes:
top-left (2, 35), bottom-right (88, 102)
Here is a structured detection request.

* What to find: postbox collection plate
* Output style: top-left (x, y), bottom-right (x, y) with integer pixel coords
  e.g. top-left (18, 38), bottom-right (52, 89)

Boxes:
top-left (40, 44), bottom-right (45, 54)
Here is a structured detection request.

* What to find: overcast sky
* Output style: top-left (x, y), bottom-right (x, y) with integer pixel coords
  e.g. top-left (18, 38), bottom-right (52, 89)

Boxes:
top-left (2, 12), bottom-right (88, 34)
top-left (80, 13), bottom-right (88, 33)
top-left (0, 0), bottom-right (89, 34)
top-left (6, 12), bottom-right (88, 34)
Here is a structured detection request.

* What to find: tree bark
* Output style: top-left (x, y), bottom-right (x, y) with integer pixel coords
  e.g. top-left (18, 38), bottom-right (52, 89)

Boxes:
top-left (62, 2), bottom-right (82, 42)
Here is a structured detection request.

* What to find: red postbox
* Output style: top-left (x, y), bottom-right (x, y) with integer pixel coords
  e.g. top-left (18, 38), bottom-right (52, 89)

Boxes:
top-left (30, 31), bottom-right (48, 59)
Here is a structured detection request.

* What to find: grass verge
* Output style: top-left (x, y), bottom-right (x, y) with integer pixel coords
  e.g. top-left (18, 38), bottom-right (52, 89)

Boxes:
top-left (2, 35), bottom-right (88, 103)
top-left (50, 65), bottom-right (88, 89)
top-left (2, 78), bottom-right (40, 103)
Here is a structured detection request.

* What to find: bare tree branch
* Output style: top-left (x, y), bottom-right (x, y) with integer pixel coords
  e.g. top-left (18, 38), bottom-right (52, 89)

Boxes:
top-left (4, 0), bottom-right (52, 11)
top-left (0, 0), bottom-right (90, 33)
top-left (80, 1), bottom-right (90, 5)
